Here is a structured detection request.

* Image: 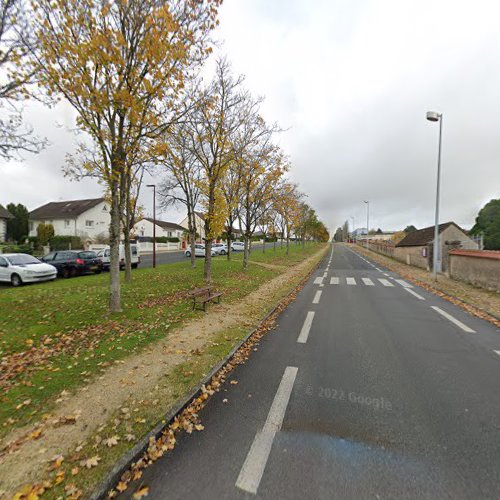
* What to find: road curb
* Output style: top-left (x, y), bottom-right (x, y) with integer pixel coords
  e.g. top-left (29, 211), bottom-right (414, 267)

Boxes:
top-left (91, 246), bottom-right (328, 499)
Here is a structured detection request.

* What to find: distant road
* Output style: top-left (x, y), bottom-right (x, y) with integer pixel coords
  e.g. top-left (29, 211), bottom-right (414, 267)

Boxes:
top-left (139, 243), bottom-right (266, 269)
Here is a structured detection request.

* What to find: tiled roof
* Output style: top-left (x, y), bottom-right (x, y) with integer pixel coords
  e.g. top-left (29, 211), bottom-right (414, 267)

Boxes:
top-left (143, 218), bottom-right (185, 231)
top-left (30, 198), bottom-right (105, 219)
top-left (0, 205), bottom-right (14, 219)
top-left (193, 211), bottom-right (206, 221)
top-left (396, 222), bottom-right (463, 247)
top-left (449, 249), bottom-right (500, 260)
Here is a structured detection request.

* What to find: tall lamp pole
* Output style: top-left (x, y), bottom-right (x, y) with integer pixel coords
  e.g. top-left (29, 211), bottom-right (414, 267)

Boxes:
top-left (363, 201), bottom-right (369, 249)
top-left (426, 111), bottom-right (443, 280)
top-left (147, 184), bottom-right (156, 269)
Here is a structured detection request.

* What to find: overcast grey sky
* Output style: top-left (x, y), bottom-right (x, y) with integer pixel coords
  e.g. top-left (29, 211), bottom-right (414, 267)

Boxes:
top-left (1, 0), bottom-right (499, 235)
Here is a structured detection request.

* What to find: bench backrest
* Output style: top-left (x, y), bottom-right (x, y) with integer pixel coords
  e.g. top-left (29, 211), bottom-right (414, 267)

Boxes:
top-left (189, 286), bottom-right (211, 297)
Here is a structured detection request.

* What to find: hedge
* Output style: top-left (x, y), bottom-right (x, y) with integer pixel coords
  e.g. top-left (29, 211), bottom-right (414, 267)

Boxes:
top-left (49, 236), bottom-right (83, 250)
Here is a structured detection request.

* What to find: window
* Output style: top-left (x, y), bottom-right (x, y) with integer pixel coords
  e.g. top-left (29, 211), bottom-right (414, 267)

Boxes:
top-left (29, 222), bottom-right (34, 231)
top-left (85, 220), bottom-right (94, 227)
top-left (43, 252), bottom-right (56, 261)
top-left (65, 220), bottom-right (71, 227)
top-left (0, 256), bottom-right (7, 267)
top-left (168, 231), bottom-right (172, 237)
top-left (102, 205), bottom-right (108, 212)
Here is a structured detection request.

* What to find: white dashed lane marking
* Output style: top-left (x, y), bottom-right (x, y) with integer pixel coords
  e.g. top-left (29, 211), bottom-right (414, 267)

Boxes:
top-left (378, 279), bottom-right (394, 287)
top-left (431, 306), bottom-right (476, 333)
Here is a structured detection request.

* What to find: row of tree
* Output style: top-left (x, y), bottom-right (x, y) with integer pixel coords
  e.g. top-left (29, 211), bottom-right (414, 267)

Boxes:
top-left (0, 0), bottom-right (329, 312)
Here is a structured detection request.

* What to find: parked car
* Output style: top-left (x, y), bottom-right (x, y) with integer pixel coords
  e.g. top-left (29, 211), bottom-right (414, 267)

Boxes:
top-left (0, 253), bottom-right (57, 287)
top-left (231, 241), bottom-right (245, 252)
top-left (96, 244), bottom-right (140, 271)
top-left (41, 250), bottom-right (103, 278)
top-left (185, 244), bottom-right (216, 258)
top-left (212, 243), bottom-right (228, 255)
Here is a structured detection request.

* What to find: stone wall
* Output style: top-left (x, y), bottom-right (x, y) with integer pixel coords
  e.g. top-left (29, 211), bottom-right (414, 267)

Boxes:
top-left (449, 250), bottom-right (500, 291)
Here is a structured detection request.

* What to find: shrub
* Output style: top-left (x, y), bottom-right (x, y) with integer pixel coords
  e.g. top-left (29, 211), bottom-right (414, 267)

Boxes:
top-left (37, 223), bottom-right (55, 246)
top-left (49, 235), bottom-right (83, 250)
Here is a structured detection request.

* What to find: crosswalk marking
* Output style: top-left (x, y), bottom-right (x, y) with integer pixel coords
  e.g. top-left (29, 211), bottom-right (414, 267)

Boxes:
top-left (395, 279), bottom-right (412, 288)
top-left (330, 277), bottom-right (339, 285)
top-left (313, 277), bottom-right (323, 285)
top-left (346, 277), bottom-right (356, 285)
top-left (378, 279), bottom-right (394, 287)
top-left (361, 278), bottom-right (374, 286)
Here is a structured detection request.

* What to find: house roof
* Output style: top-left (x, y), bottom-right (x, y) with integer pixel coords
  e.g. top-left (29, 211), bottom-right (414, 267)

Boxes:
top-left (449, 249), bottom-right (500, 261)
top-left (396, 222), bottom-right (464, 247)
top-left (193, 211), bottom-right (206, 221)
top-left (0, 205), bottom-right (14, 219)
top-left (143, 218), bottom-right (185, 232)
top-left (30, 198), bottom-right (106, 219)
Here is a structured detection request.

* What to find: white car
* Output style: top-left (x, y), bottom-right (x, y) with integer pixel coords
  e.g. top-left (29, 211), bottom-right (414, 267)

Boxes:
top-left (96, 244), bottom-right (140, 271)
top-left (212, 243), bottom-right (228, 255)
top-left (0, 253), bottom-right (57, 287)
top-left (185, 244), bottom-right (216, 258)
top-left (231, 241), bottom-right (245, 252)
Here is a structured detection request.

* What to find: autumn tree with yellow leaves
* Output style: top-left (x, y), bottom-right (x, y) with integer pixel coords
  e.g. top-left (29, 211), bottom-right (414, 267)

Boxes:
top-left (181, 59), bottom-right (252, 282)
top-left (30, 0), bottom-right (221, 311)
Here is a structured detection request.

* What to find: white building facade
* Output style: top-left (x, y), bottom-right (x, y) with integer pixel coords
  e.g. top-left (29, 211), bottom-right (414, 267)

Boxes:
top-left (29, 198), bottom-right (110, 243)
top-left (133, 218), bottom-right (185, 239)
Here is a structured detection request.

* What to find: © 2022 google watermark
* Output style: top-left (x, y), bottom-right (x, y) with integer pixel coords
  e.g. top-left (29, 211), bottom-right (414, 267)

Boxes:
top-left (305, 385), bottom-right (393, 411)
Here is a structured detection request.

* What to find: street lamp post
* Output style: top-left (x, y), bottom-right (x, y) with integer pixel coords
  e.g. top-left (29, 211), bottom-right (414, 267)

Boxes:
top-left (426, 111), bottom-right (443, 280)
top-left (363, 201), bottom-right (369, 249)
top-left (147, 184), bottom-right (156, 269)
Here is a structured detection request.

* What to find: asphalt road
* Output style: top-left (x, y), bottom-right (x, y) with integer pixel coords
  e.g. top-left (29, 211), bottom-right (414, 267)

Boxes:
top-left (139, 243), bottom-right (265, 268)
top-left (121, 243), bottom-right (500, 499)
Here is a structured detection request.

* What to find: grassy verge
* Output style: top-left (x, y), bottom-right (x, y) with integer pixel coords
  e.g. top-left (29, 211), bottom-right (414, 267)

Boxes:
top-left (0, 243), bottom-right (323, 437)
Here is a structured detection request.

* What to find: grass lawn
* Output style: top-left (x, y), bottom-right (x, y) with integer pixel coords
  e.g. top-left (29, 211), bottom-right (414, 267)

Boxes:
top-left (0, 242), bottom-right (323, 437)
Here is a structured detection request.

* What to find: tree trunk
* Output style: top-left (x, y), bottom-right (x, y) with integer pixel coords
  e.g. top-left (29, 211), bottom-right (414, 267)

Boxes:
top-left (243, 234), bottom-right (250, 270)
top-left (124, 226), bottom-right (131, 283)
top-left (273, 237), bottom-right (276, 252)
top-left (262, 233), bottom-right (265, 253)
top-left (226, 229), bottom-right (232, 260)
top-left (109, 186), bottom-right (122, 313)
top-left (204, 239), bottom-right (212, 282)
top-left (286, 235), bottom-right (290, 255)
top-left (187, 209), bottom-right (196, 269)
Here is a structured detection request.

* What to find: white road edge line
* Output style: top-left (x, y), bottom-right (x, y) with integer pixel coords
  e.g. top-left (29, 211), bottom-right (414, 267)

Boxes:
top-left (431, 306), bottom-right (476, 333)
top-left (404, 288), bottom-right (425, 300)
top-left (494, 350), bottom-right (500, 357)
top-left (235, 366), bottom-right (298, 495)
top-left (297, 311), bottom-right (315, 343)
top-left (312, 290), bottom-right (322, 304)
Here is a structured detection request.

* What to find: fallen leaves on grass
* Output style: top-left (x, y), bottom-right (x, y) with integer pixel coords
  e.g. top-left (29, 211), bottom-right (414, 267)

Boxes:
top-left (104, 435), bottom-right (120, 447)
top-left (81, 455), bottom-right (101, 469)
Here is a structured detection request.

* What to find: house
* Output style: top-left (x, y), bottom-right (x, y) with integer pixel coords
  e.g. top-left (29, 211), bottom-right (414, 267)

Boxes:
top-left (0, 205), bottom-right (14, 242)
top-left (179, 211), bottom-right (206, 242)
top-left (29, 198), bottom-right (110, 244)
top-left (395, 222), bottom-right (478, 272)
top-left (133, 218), bottom-right (185, 239)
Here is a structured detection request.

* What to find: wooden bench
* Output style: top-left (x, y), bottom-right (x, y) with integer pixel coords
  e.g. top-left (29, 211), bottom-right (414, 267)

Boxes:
top-left (188, 286), bottom-right (223, 311)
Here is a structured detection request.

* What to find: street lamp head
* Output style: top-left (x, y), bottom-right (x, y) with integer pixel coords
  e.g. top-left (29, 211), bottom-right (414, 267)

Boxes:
top-left (363, 200), bottom-right (369, 204)
top-left (146, 184), bottom-right (155, 187)
top-left (426, 111), bottom-right (441, 122)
